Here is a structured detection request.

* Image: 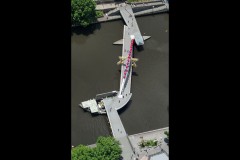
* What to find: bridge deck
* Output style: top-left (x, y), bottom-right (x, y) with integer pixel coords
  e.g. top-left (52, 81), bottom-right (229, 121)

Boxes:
top-left (101, 23), bottom-right (137, 160)
top-left (120, 25), bottom-right (133, 93)
top-left (119, 5), bottom-right (141, 36)
top-left (104, 102), bottom-right (135, 159)
top-left (119, 4), bottom-right (144, 45)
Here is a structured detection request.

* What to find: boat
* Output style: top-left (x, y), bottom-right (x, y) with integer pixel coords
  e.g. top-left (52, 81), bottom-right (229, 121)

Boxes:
top-left (79, 91), bottom-right (118, 114)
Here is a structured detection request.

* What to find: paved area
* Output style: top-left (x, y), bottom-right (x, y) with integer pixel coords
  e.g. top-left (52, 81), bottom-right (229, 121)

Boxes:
top-left (119, 4), bottom-right (144, 45)
top-left (100, 20), bottom-right (138, 160)
top-left (96, 1), bottom-right (168, 23)
top-left (87, 127), bottom-right (169, 159)
top-left (134, 5), bottom-right (168, 16)
top-left (128, 127), bottom-right (169, 159)
top-left (96, 1), bottom-right (165, 10)
top-left (96, 2), bottom-right (119, 10)
top-left (104, 102), bottom-right (136, 160)
top-left (102, 25), bottom-right (136, 159)
top-left (150, 152), bottom-right (168, 160)
top-left (105, 104), bottom-right (127, 138)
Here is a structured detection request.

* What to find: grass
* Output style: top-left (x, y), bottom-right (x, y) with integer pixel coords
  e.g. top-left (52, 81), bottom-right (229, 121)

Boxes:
top-left (139, 139), bottom-right (158, 148)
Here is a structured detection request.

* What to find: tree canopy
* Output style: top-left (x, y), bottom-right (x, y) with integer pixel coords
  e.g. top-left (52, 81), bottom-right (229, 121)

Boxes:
top-left (164, 131), bottom-right (169, 139)
top-left (71, 136), bottom-right (122, 160)
top-left (71, 0), bottom-right (97, 27)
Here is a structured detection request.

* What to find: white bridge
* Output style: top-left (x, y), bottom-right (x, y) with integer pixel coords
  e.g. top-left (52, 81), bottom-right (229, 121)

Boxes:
top-left (79, 4), bottom-right (153, 160)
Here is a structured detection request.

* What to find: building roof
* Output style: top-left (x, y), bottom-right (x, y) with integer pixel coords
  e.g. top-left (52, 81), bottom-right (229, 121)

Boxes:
top-left (140, 156), bottom-right (149, 160)
top-left (150, 152), bottom-right (168, 160)
top-left (81, 99), bottom-right (98, 113)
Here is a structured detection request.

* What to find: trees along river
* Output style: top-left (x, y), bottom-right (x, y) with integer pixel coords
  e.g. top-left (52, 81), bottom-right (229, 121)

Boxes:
top-left (71, 136), bottom-right (122, 160)
top-left (71, 0), bottom-right (103, 27)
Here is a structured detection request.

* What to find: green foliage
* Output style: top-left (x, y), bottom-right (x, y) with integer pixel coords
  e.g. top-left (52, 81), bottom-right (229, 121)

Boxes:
top-left (96, 10), bottom-right (104, 18)
top-left (164, 131), bottom-right (169, 139)
top-left (71, 136), bottom-right (122, 160)
top-left (71, 0), bottom-right (97, 27)
top-left (139, 139), bottom-right (158, 148)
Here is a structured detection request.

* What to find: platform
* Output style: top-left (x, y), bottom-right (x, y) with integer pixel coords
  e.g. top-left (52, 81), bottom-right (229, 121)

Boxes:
top-left (80, 99), bottom-right (98, 113)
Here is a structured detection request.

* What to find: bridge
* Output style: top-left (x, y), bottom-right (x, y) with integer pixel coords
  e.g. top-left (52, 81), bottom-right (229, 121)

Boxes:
top-left (80, 4), bottom-right (152, 160)
top-left (95, 1), bottom-right (168, 25)
top-left (103, 5), bottom-right (149, 159)
top-left (102, 24), bottom-right (136, 159)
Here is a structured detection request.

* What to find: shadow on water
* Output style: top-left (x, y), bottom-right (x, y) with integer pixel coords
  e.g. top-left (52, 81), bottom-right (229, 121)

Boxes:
top-left (120, 17), bottom-right (126, 25)
top-left (136, 45), bottom-right (144, 52)
top-left (132, 71), bottom-right (138, 76)
top-left (164, 138), bottom-right (169, 144)
top-left (118, 69), bottom-right (138, 76)
top-left (78, 104), bottom-right (100, 117)
top-left (118, 100), bottom-right (132, 115)
top-left (71, 23), bottom-right (102, 36)
top-left (90, 113), bottom-right (100, 117)
top-left (104, 115), bottom-right (112, 136)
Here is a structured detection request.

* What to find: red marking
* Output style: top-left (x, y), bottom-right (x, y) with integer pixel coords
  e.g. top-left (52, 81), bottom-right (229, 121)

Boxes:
top-left (122, 39), bottom-right (135, 81)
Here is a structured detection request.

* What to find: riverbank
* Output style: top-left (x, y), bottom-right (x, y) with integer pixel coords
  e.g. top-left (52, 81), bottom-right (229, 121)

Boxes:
top-left (96, 1), bottom-right (168, 23)
top-left (86, 127), bottom-right (169, 159)
top-left (72, 0), bottom-right (168, 27)
top-left (128, 127), bottom-right (169, 159)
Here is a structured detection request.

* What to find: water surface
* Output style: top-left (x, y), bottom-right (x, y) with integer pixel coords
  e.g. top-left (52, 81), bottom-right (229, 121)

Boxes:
top-left (71, 13), bottom-right (168, 146)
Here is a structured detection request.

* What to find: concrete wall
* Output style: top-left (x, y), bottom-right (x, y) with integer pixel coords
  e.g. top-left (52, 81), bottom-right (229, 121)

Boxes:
top-left (132, 4), bottom-right (164, 12)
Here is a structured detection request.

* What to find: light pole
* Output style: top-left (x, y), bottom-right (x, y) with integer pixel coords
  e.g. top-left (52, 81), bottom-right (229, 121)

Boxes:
top-left (152, 6), bottom-right (154, 14)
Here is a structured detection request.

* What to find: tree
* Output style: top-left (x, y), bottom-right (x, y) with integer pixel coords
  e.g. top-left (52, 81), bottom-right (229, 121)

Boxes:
top-left (96, 136), bottom-right (122, 160)
top-left (71, 0), bottom-right (97, 27)
top-left (71, 136), bottom-right (122, 160)
top-left (164, 131), bottom-right (169, 139)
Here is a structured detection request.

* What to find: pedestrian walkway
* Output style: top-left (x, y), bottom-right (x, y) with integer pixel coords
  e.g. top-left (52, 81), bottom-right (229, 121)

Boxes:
top-left (96, 2), bottom-right (117, 10)
top-left (96, 1), bottom-right (168, 23)
top-left (104, 101), bottom-right (135, 159)
top-left (101, 19), bottom-right (137, 160)
top-left (128, 128), bottom-right (169, 159)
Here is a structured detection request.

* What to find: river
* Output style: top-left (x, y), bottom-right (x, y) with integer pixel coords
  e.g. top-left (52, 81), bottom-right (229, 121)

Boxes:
top-left (71, 13), bottom-right (168, 146)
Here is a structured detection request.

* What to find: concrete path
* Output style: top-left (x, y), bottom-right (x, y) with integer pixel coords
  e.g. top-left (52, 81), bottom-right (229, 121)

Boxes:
top-left (87, 127), bottom-right (169, 159)
top-left (96, 2), bottom-right (118, 10)
top-left (100, 24), bottom-right (137, 160)
top-left (104, 102), bottom-right (136, 160)
top-left (128, 127), bottom-right (169, 159)
top-left (96, 1), bottom-right (168, 23)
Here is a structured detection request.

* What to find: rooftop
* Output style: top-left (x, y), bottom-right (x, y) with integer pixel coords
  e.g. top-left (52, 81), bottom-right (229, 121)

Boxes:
top-left (81, 99), bottom-right (98, 113)
top-left (150, 152), bottom-right (168, 160)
